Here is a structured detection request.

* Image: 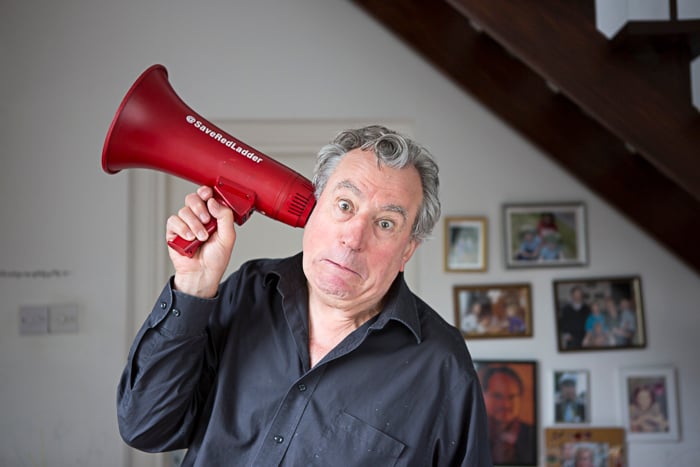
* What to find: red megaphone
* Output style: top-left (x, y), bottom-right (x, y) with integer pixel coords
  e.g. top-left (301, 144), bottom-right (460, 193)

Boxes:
top-left (102, 64), bottom-right (316, 257)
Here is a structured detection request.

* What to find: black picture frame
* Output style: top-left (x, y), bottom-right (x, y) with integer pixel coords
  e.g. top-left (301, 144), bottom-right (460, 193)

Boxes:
top-left (474, 360), bottom-right (538, 466)
top-left (553, 276), bottom-right (646, 352)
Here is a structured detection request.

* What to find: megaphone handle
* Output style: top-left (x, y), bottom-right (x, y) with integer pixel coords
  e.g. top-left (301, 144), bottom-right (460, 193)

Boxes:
top-left (167, 218), bottom-right (218, 258)
top-left (166, 178), bottom-right (256, 257)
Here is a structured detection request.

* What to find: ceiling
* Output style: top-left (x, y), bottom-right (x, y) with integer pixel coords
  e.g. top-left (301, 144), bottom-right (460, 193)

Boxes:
top-left (352, 0), bottom-right (700, 275)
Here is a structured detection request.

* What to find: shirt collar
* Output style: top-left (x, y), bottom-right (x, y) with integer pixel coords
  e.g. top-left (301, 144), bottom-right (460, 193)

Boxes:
top-left (267, 253), bottom-right (422, 344)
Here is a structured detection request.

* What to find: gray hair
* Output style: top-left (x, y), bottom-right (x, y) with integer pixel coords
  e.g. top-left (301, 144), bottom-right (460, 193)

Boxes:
top-left (313, 125), bottom-right (441, 242)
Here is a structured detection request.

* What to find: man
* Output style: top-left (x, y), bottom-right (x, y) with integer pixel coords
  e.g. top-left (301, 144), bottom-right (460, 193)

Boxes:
top-left (480, 365), bottom-right (535, 464)
top-left (559, 286), bottom-right (591, 349)
top-left (116, 125), bottom-right (492, 466)
top-left (573, 445), bottom-right (596, 467)
top-left (555, 373), bottom-right (586, 423)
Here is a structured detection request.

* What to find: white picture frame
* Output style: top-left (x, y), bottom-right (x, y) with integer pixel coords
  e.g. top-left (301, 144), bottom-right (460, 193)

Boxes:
top-left (552, 369), bottom-right (590, 424)
top-left (619, 366), bottom-right (680, 442)
top-left (445, 216), bottom-right (488, 272)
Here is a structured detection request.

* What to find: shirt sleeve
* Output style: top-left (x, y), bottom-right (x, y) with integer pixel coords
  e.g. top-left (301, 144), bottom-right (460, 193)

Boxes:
top-left (432, 362), bottom-right (493, 467)
top-left (458, 373), bottom-right (493, 466)
top-left (116, 277), bottom-right (219, 452)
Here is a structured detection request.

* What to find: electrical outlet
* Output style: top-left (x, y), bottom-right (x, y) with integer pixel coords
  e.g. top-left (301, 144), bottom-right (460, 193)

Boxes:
top-left (49, 304), bottom-right (79, 333)
top-left (19, 305), bottom-right (49, 335)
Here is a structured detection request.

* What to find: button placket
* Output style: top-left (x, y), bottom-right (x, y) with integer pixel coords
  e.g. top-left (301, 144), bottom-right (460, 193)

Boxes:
top-left (252, 369), bottom-right (325, 465)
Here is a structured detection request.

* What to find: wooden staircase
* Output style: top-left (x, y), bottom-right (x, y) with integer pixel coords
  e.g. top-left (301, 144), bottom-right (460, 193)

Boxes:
top-left (351, 0), bottom-right (700, 275)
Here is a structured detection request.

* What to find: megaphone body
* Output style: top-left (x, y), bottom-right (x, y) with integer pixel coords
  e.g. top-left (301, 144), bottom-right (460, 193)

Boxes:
top-left (102, 65), bottom-right (316, 256)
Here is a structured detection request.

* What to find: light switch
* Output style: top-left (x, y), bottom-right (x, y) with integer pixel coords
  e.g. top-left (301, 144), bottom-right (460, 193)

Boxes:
top-left (19, 305), bottom-right (49, 335)
top-left (49, 304), bottom-right (79, 333)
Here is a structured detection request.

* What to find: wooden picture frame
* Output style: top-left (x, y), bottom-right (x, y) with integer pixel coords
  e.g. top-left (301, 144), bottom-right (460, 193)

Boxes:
top-left (553, 276), bottom-right (646, 352)
top-left (552, 369), bottom-right (590, 424)
top-left (444, 216), bottom-right (488, 272)
top-left (503, 202), bottom-right (587, 269)
top-left (454, 283), bottom-right (533, 339)
top-left (619, 366), bottom-right (680, 442)
top-left (474, 360), bottom-right (538, 466)
top-left (544, 427), bottom-right (627, 467)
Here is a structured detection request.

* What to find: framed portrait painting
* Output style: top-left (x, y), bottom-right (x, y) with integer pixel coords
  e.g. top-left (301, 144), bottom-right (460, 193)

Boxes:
top-left (552, 370), bottom-right (590, 424)
top-left (619, 366), bottom-right (680, 442)
top-left (503, 203), bottom-right (587, 269)
top-left (454, 283), bottom-right (533, 339)
top-left (474, 360), bottom-right (538, 466)
top-left (444, 216), bottom-right (487, 272)
top-left (544, 427), bottom-right (626, 467)
top-left (553, 276), bottom-right (646, 352)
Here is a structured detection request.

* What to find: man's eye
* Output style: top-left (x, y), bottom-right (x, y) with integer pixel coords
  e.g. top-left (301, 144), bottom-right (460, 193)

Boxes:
top-left (378, 219), bottom-right (395, 230)
top-left (338, 200), bottom-right (352, 212)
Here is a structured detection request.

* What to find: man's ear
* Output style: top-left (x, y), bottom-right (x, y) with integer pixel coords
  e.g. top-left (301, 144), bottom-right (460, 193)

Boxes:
top-left (399, 239), bottom-right (420, 272)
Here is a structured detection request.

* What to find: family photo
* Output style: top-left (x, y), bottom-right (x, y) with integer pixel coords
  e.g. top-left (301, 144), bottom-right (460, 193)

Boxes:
top-left (454, 284), bottom-right (533, 338)
top-left (504, 203), bottom-right (588, 269)
top-left (553, 277), bottom-right (645, 352)
top-left (544, 427), bottom-right (626, 467)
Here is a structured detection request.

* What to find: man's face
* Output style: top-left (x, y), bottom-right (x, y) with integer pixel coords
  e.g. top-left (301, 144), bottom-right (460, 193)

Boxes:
top-left (575, 448), bottom-right (594, 467)
top-left (484, 373), bottom-right (522, 424)
top-left (571, 288), bottom-right (583, 303)
top-left (302, 148), bottom-right (421, 314)
top-left (560, 383), bottom-right (576, 401)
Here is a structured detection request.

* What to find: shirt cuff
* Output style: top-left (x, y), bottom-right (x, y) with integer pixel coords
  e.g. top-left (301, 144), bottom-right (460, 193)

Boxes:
top-left (152, 276), bottom-right (218, 337)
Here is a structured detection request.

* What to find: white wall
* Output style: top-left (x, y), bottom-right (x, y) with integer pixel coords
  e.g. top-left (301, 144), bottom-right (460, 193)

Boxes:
top-left (1, 0), bottom-right (698, 466)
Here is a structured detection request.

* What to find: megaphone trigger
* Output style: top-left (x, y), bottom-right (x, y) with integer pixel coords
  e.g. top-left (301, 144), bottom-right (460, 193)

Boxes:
top-left (213, 175), bottom-right (257, 226)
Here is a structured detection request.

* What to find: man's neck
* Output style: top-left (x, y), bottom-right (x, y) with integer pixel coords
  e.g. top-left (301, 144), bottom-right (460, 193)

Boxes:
top-left (306, 291), bottom-right (381, 367)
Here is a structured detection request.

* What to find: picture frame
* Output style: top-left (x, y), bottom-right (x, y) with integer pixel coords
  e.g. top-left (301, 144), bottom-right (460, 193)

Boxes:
top-left (544, 427), bottom-right (626, 466)
top-left (474, 360), bottom-right (538, 466)
top-left (619, 366), bottom-right (680, 442)
top-left (503, 203), bottom-right (588, 269)
top-left (553, 276), bottom-right (646, 352)
top-left (552, 369), bottom-right (590, 424)
top-left (444, 216), bottom-right (488, 272)
top-left (454, 283), bottom-right (533, 339)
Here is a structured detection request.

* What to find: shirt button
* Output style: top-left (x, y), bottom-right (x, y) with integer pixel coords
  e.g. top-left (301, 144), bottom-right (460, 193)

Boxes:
top-left (273, 435), bottom-right (284, 444)
top-left (298, 384), bottom-right (307, 392)
top-left (160, 301), bottom-right (167, 309)
top-left (172, 309), bottom-right (181, 317)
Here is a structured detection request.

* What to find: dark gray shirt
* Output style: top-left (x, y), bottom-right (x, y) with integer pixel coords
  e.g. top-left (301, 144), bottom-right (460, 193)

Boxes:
top-left (117, 253), bottom-right (492, 466)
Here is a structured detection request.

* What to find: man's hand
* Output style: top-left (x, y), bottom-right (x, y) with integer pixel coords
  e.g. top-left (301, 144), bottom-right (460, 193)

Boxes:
top-left (166, 185), bottom-right (236, 298)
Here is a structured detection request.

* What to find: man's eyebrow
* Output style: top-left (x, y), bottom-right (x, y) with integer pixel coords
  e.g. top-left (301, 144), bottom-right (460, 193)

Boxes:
top-left (334, 179), bottom-right (361, 196)
top-left (384, 204), bottom-right (408, 222)
top-left (334, 180), bottom-right (409, 222)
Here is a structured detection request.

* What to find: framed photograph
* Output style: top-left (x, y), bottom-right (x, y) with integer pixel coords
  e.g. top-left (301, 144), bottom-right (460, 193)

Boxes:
top-left (454, 283), bottom-right (533, 339)
top-left (619, 366), bottom-right (680, 442)
top-left (444, 216), bottom-right (488, 272)
top-left (503, 203), bottom-right (587, 269)
top-left (553, 276), bottom-right (646, 352)
top-left (552, 370), bottom-right (590, 424)
top-left (474, 360), bottom-right (538, 466)
top-left (544, 427), bottom-right (626, 467)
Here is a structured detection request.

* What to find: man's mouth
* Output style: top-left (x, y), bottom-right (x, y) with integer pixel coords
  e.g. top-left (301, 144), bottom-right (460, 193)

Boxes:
top-left (324, 258), bottom-right (361, 278)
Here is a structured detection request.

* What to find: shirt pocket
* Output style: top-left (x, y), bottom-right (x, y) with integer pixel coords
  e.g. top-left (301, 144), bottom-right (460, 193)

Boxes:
top-left (310, 410), bottom-right (406, 466)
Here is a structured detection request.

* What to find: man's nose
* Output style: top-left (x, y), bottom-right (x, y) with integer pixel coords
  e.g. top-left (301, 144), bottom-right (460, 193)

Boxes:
top-left (340, 215), bottom-right (369, 251)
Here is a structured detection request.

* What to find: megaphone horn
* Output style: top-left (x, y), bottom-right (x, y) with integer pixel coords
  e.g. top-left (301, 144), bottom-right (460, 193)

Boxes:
top-left (102, 64), bottom-right (316, 257)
